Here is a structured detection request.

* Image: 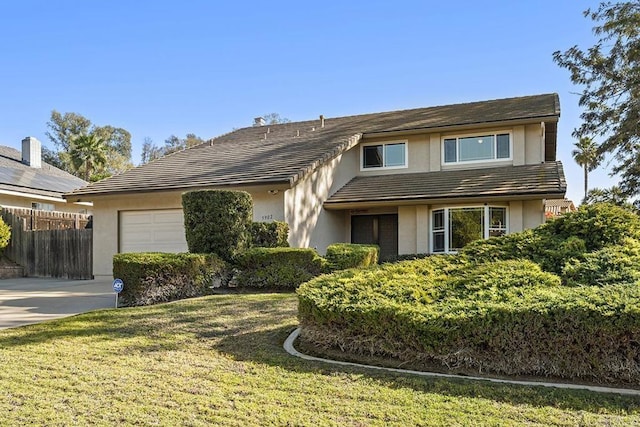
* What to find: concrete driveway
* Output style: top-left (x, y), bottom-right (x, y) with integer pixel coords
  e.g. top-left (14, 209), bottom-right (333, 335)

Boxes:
top-left (0, 278), bottom-right (114, 330)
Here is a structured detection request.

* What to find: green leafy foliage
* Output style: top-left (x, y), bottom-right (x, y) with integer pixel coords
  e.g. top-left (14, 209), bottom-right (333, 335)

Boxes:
top-left (0, 217), bottom-right (11, 252)
top-left (249, 221), bottom-right (289, 248)
top-left (562, 238), bottom-right (640, 286)
top-left (235, 248), bottom-right (326, 289)
top-left (112, 252), bottom-right (229, 306)
top-left (324, 243), bottom-right (379, 271)
top-left (553, 2), bottom-right (640, 197)
top-left (182, 190), bottom-right (253, 262)
top-left (298, 203), bottom-right (640, 383)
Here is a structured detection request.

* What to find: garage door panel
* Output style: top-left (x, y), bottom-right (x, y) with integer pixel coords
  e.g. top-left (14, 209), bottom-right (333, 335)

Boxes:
top-left (120, 209), bottom-right (188, 253)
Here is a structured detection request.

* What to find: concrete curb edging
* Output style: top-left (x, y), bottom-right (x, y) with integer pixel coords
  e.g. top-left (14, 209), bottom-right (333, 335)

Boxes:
top-left (284, 327), bottom-right (640, 396)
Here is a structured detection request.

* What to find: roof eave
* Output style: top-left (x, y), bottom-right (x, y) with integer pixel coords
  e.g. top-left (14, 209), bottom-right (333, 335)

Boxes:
top-left (324, 190), bottom-right (567, 210)
top-left (63, 178), bottom-right (293, 201)
top-left (361, 115), bottom-right (560, 139)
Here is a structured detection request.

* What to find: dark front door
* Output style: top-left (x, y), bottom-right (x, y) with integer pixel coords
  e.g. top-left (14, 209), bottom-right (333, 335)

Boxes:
top-left (351, 214), bottom-right (398, 261)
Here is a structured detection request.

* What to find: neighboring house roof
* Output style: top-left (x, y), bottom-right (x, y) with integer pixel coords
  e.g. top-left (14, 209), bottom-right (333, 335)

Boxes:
top-left (66, 93), bottom-right (561, 199)
top-left (324, 162), bottom-right (567, 208)
top-left (0, 146), bottom-right (87, 198)
top-left (545, 198), bottom-right (576, 216)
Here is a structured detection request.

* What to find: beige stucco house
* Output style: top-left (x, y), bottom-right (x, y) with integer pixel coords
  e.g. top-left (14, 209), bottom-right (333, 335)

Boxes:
top-left (0, 137), bottom-right (90, 213)
top-left (66, 93), bottom-right (566, 278)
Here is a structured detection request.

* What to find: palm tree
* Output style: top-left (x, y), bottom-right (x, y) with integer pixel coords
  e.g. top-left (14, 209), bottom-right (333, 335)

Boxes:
top-left (69, 133), bottom-right (108, 181)
top-left (572, 137), bottom-right (602, 200)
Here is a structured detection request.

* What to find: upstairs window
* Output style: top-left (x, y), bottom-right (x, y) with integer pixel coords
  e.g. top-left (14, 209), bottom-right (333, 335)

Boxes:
top-left (443, 132), bottom-right (511, 164)
top-left (362, 142), bottom-right (407, 170)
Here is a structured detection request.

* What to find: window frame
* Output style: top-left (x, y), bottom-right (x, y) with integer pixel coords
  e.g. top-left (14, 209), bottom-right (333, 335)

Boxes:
top-left (430, 205), bottom-right (508, 253)
top-left (441, 130), bottom-right (513, 165)
top-left (360, 140), bottom-right (408, 171)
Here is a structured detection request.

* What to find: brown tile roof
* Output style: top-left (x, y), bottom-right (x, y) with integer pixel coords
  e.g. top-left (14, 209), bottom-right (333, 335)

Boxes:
top-left (65, 93), bottom-right (560, 198)
top-left (324, 162), bottom-right (567, 207)
top-left (0, 146), bottom-right (87, 197)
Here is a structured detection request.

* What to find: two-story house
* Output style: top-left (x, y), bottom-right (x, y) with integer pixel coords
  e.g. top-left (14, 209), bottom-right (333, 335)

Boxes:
top-left (65, 93), bottom-right (566, 278)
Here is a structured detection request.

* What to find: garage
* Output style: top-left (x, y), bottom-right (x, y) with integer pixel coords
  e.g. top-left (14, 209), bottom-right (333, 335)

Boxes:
top-left (119, 209), bottom-right (188, 253)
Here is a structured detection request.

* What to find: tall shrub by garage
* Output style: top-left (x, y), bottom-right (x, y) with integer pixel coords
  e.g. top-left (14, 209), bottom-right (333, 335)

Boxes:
top-left (182, 190), bottom-right (252, 261)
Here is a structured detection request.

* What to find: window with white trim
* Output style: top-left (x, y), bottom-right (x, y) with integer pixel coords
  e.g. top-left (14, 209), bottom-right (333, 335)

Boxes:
top-left (361, 141), bottom-right (407, 169)
top-left (431, 206), bottom-right (507, 253)
top-left (443, 132), bottom-right (511, 164)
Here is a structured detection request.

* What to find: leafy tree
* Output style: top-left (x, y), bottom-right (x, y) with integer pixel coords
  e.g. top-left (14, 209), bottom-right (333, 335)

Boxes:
top-left (553, 2), bottom-right (640, 197)
top-left (141, 137), bottom-right (163, 164)
top-left (140, 134), bottom-right (205, 164)
top-left (45, 110), bottom-right (133, 178)
top-left (69, 133), bottom-right (108, 182)
top-left (263, 112), bottom-right (291, 124)
top-left (571, 137), bottom-right (602, 200)
top-left (585, 186), bottom-right (639, 211)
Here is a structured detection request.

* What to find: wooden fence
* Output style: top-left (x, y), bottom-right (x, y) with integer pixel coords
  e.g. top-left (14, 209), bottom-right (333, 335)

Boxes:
top-left (1, 209), bottom-right (93, 279)
top-left (2, 207), bottom-right (91, 230)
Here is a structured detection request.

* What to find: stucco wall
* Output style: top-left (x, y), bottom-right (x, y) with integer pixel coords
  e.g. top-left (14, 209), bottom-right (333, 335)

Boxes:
top-left (356, 121), bottom-right (547, 176)
top-left (285, 148), bottom-right (357, 253)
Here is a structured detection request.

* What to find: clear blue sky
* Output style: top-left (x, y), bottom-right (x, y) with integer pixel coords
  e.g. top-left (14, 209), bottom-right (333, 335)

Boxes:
top-left (0, 1), bottom-right (616, 204)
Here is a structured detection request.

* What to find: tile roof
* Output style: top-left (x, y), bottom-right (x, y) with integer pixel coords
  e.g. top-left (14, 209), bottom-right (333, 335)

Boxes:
top-left (0, 146), bottom-right (87, 198)
top-left (324, 162), bottom-right (567, 207)
top-left (65, 93), bottom-right (560, 198)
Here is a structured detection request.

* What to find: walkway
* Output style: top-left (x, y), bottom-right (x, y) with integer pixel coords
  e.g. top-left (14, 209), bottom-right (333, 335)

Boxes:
top-left (0, 278), bottom-right (114, 329)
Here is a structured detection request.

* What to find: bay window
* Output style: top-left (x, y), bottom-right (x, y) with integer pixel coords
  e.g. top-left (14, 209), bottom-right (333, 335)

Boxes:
top-left (431, 206), bottom-right (507, 253)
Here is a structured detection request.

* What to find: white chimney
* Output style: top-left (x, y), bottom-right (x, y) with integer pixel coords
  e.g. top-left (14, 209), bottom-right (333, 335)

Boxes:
top-left (253, 117), bottom-right (265, 127)
top-left (21, 136), bottom-right (42, 168)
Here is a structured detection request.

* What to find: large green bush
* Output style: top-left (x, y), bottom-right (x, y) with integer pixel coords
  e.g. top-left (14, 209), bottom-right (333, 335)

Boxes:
top-left (113, 252), bottom-right (229, 306)
top-left (298, 203), bottom-right (640, 384)
top-left (249, 221), bottom-right (289, 248)
top-left (324, 243), bottom-right (379, 271)
top-left (182, 190), bottom-right (253, 262)
top-left (234, 248), bottom-right (326, 289)
top-left (298, 258), bottom-right (640, 384)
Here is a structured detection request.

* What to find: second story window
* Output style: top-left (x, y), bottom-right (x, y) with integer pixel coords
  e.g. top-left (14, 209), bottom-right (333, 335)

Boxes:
top-left (362, 141), bottom-right (407, 170)
top-left (443, 132), bottom-right (511, 164)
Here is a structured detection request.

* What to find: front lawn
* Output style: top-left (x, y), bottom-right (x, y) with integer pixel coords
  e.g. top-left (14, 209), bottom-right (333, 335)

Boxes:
top-left (0, 293), bottom-right (637, 426)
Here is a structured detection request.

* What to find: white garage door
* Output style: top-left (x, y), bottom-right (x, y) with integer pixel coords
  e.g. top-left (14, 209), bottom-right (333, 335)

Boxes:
top-left (119, 209), bottom-right (188, 253)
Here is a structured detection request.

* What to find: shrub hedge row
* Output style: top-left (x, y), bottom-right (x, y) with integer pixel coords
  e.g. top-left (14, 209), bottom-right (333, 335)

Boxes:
top-left (324, 243), bottom-right (379, 271)
top-left (298, 257), bottom-right (640, 384)
top-left (113, 252), bottom-right (229, 306)
top-left (298, 204), bottom-right (640, 384)
top-left (249, 221), bottom-right (289, 248)
top-left (234, 247), bottom-right (326, 289)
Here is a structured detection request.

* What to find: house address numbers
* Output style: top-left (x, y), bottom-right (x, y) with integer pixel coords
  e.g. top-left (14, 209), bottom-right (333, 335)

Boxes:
top-left (261, 214), bottom-right (274, 221)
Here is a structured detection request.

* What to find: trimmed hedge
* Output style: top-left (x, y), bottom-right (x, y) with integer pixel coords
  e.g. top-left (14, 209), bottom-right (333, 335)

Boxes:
top-left (298, 258), bottom-right (640, 384)
top-left (182, 190), bottom-right (253, 261)
top-left (113, 252), bottom-right (229, 306)
top-left (250, 221), bottom-right (289, 248)
top-left (325, 243), bottom-right (379, 271)
top-left (234, 247), bottom-right (326, 289)
top-left (298, 204), bottom-right (640, 384)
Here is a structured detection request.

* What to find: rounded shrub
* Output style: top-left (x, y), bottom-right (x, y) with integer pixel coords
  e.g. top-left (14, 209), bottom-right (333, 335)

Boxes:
top-left (542, 203), bottom-right (640, 251)
top-left (182, 190), bottom-right (252, 261)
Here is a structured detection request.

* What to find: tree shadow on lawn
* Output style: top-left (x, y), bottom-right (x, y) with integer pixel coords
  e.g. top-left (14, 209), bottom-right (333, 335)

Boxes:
top-left (213, 324), bottom-right (640, 416)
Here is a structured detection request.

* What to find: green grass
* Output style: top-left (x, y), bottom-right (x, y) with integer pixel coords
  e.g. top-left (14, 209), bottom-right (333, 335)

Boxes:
top-left (0, 293), bottom-right (638, 426)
